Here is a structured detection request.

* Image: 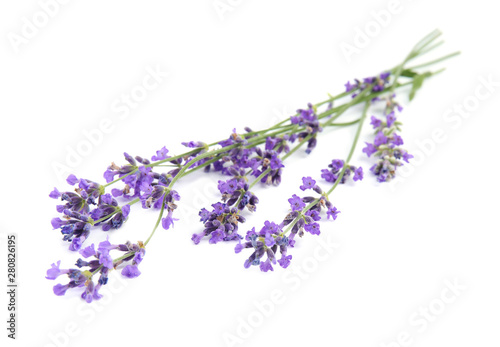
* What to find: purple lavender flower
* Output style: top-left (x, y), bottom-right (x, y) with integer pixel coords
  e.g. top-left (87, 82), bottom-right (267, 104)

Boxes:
top-left (79, 244), bottom-right (96, 258)
top-left (133, 248), bottom-right (146, 265)
top-left (45, 261), bottom-right (68, 280)
top-left (306, 210), bottom-right (321, 221)
top-left (386, 112), bottom-right (396, 127)
top-left (270, 155), bottom-right (284, 170)
top-left (374, 132), bottom-right (388, 147)
top-left (362, 143), bottom-right (377, 157)
top-left (151, 146), bottom-right (169, 161)
top-left (81, 281), bottom-right (96, 303)
top-left (121, 265), bottom-right (141, 278)
top-left (304, 222), bottom-right (321, 235)
top-left (344, 81), bottom-right (354, 92)
top-left (278, 255), bottom-right (292, 268)
top-left (212, 202), bottom-right (225, 216)
top-left (53, 284), bottom-right (71, 296)
top-left (260, 260), bottom-right (274, 272)
top-left (331, 160), bottom-right (344, 171)
top-left (320, 169), bottom-right (336, 183)
top-left (66, 174), bottom-right (79, 186)
top-left (288, 194), bottom-right (305, 211)
top-left (391, 133), bottom-right (404, 146)
top-left (370, 116), bottom-right (382, 129)
top-left (300, 176), bottom-right (316, 191)
top-left (49, 188), bottom-right (61, 199)
top-left (265, 233), bottom-right (276, 247)
top-left (161, 211), bottom-right (178, 230)
top-left (326, 207), bottom-right (340, 220)
top-left (199, 208), bottom-right (210, 223)
top-left (400, 150), bottom-right (413, 163)
top-left (353, 167), bottom-right (364, 181)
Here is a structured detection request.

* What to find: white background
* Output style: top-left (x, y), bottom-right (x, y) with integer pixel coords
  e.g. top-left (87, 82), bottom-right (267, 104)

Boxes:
top-left (1, 1), bottom-right (499, 346)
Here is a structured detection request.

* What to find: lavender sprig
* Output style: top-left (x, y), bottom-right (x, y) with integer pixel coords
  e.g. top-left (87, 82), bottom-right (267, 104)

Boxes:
top-left (362, 96), bottom-right (413, 182)
top-left (46, 238), bottom-right (145, 302)
top-left (46, 30), bottom-right (459, 301)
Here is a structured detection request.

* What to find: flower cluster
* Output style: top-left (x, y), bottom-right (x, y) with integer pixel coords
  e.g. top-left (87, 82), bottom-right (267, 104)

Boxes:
top-left (212, 129), bottom-right (287, 185)
top-left (265, 134), bottom-right (293, 154)
top-left (46, 238), bottom-right (145, 303)
top-left (50, 209), bottom-right (92, 251)
top-left (345, 72), bottom-right (391, 99)
top-left (291, 103), bottom-right (322, 154)
top-left (192, 126), bottom-right (298, 245)
top-left (51, 148), bottom-right (188, 253)
top-left (218, 177), bottom-right (259, 211)
top-left (362, 98), bottom-right (413, 182)
top-left (192, 203), bottom-right (246, 245)
top-left (321, 160), bottom-right (363, 184)
top-left (235, 176), bottom-right (340, 272)
top-left (140, 182), bottom-right (180, 231)
top-left (50, 175), bottom-right (134, 251)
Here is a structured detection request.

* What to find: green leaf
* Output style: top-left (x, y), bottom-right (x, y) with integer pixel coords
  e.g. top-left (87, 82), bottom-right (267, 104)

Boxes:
top-left (400, 69), bottom-right (418, 78)
top-left (409, 72), bottom-right (431, 101)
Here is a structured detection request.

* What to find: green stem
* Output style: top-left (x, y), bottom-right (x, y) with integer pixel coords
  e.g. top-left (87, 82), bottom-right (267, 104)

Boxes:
top-left (328, 119), bottom-right (361, 127)
top-left (167, 144), bottom-right (239, 189)
top-left (326, 101), bottom-right (370, 196)
top-left (390, 29), bottom-right (443, 93)
top-left (90, 251), bottom-right (136, 276)
top-left (182, 155), bottom-right (223, 176)
top-left (144, 195), bottom-right (167, 246)
top-left (91, 197), bottom-right (140, 225)
top-left (405, 51), bottom-right (460, 70)
top-left (248, 168), bottom-right (271, 190)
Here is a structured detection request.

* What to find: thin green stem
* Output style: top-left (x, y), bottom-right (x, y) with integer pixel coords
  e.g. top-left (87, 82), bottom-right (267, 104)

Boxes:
top-left (281, 134), bottom-right (313, 161)
top-left (248, 168), bottom-right (271, 190)
top-left (326, 101), bottom-right (370, 196)
top-left (167, 144), bottom-right (239, 189)
top-left (406, 51), bottom-right (460, 70)
top-left (182, 155), bottom-right (223, 176)
top-left (144, 195), bottom-right (167, 246)
top-left (328, 119), bottom-right (361, 127)
top-left (390, 29), bottom-right (443, 93)
top-left (91, 198), bottom-right (140, 225)
top-left (103, 171), bottom-right (136, 188)
top-left (90, 251), bottom-right (136, 276)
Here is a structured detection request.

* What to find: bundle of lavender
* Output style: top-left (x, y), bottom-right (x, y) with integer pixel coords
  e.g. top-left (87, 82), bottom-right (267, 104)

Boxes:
top-left (46, 30), bottom-right (458, 302)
